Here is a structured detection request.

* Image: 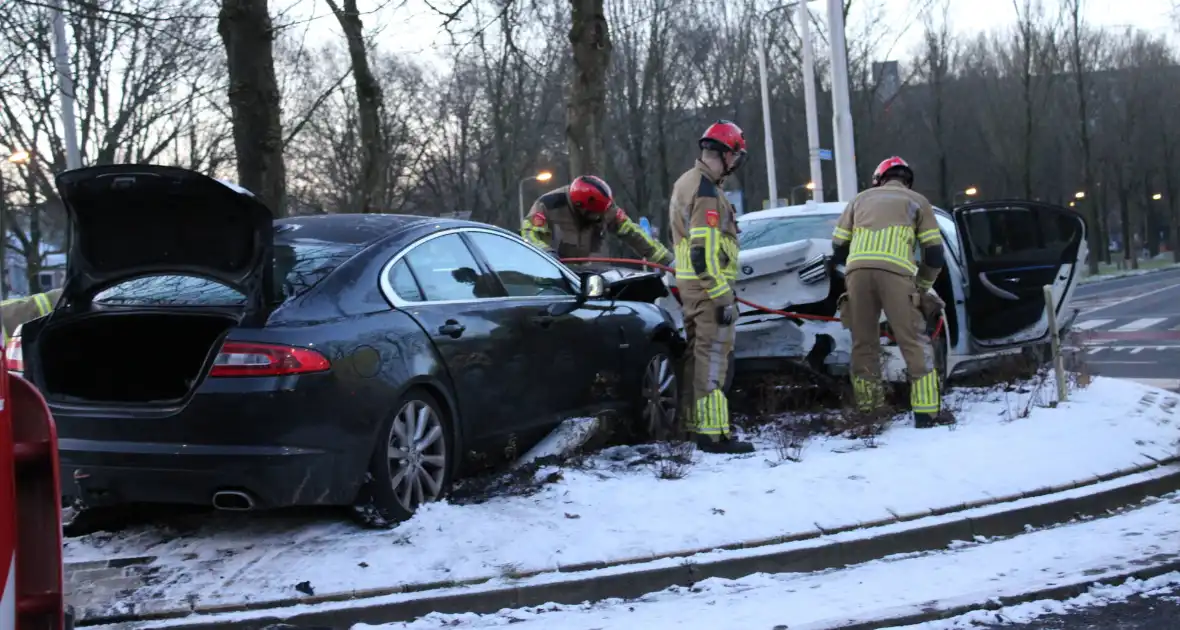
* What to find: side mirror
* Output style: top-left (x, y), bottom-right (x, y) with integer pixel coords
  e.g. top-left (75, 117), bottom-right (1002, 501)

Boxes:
top-left (579, 273), bottom-right (608, 300)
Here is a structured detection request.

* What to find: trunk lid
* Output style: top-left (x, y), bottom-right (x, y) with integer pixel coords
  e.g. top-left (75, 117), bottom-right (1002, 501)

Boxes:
top-left (54, 165), bottom-right (275, 324)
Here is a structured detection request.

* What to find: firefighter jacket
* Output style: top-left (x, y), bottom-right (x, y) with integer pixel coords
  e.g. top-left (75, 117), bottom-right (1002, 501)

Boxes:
top-left (831, 181), bottom-right (944, 288)
top-left (669, 160), bottom-right (739, 304)
top-left (520, 185), bottom-right (672, 264)
top-left (1, 288), bottom-right (61, 345)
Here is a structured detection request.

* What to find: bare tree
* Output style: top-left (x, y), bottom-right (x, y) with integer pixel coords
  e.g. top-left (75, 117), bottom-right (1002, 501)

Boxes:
top-left (325, 0), bottom-right (388, 213)
top-left (219, 0), bottom-right (286, 216)
top-left (567, 0), bottom-right (612, 176)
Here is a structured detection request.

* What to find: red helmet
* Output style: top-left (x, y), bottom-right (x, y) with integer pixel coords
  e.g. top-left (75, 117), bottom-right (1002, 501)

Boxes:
top-left (700, 120), bottom-right (748, 155)
top-left (568, 175), bottom-right (614, 214)
top-left (872, 156), bottom-right (914, 188)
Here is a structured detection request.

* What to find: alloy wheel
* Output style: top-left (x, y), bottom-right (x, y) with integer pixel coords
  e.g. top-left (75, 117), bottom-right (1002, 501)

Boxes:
top-left (642, 353), bottom-right (678, 439)
top-left (387, 399), bottom-right (448, 512)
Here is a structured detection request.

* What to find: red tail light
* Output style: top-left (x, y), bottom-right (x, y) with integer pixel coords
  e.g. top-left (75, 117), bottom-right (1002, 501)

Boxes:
top-left (6, 325), bottom-right (24, 373)
top-left (669, 285), bottom-right (683, 305)
top-left (210, 341), bottom-right (331, 378)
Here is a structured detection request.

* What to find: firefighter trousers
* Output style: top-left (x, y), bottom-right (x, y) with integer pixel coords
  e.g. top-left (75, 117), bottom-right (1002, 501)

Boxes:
top-left (681, 289), bottom-right (736, 438)
top-left (845, 268), bottom-right (940, 415)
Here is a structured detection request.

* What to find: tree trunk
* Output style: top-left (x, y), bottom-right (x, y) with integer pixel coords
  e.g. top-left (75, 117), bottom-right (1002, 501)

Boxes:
top-left (567, 0), bottom-right (612, 177)
top-left (218, 0), bottom-right (287, 217)
top-left (327, 0), bottom-right (387, 214)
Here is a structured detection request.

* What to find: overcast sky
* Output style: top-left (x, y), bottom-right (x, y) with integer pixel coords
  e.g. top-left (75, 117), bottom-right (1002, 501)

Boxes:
top-left (282, 0), bottom-right (1176, 61)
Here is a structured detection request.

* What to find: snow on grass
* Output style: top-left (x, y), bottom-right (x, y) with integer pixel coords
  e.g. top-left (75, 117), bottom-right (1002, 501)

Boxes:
top-left (361, 492), bottom-right (1180, 629)
top-left (1079, 260), bottom-right (1180, 284)
top-left (63, 376), bottom-right (1180, 619)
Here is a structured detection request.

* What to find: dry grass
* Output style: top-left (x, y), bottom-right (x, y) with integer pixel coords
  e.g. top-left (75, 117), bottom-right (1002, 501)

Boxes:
top-left (651, 440), bottom-right (695, 480)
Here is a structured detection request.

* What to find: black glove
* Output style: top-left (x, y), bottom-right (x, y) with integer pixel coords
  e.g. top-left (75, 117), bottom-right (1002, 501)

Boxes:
top-left (716, 302), bottom-right (735, 326)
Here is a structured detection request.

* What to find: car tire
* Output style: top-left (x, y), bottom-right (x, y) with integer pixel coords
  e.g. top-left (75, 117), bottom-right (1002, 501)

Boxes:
top-left (636, 347), bottom-right (679, 442)
top-left (352, 388), bottom-right (455, 528)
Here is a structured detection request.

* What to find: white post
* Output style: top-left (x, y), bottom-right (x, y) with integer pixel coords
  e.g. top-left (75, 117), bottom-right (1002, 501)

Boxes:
top-left (50, 0), bottom-right (82, 171)
top-left (826, 0), bottom-right (857, 201)
top-left (518, 177), bottom-right (528, 228)
top-left (756, 28), bottom-right (778, 208)
top-left (798, 1), bottom-right (823, 203)
top-left (1044, 285), bottom-right (1068, 403)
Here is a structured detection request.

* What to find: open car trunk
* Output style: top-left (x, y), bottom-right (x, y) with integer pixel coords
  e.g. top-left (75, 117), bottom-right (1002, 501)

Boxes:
top-left (37, 313), bottom-right (236, 403)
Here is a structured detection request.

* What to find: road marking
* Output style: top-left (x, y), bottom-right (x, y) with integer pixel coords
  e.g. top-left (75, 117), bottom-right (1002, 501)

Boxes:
top-left (1110, 318), bottom-right (1168, 332)
top-left (1074, 318), bottom-right (1113, 331)
top-left (1081, 281), bottom-right (1180, 316)
top-left (1130, 347), bottom-right (1144, 354)
top-left (1090, 360), bottom-right (1156, 364)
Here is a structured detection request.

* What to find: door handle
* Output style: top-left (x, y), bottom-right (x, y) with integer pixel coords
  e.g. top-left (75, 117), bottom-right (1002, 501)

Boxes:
top-left (438, 320), bottom-right (466, 338)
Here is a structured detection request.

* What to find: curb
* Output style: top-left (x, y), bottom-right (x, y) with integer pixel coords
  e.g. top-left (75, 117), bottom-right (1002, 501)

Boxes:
top-left (84, 460), bottom-right (1180, 629)
top-left (825, 558), bottom-right (1180, 630)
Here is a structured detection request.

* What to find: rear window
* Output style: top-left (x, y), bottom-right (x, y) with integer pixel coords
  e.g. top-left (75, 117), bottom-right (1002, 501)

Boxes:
top-left (94, 235), bottom-right (364, 307)
top-left (738, 214), bottom-right (840, 250)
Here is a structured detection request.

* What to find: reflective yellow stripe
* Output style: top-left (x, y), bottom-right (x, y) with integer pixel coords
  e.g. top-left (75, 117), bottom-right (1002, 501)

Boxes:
top-left (694, 389), bottom-right (729, 436)
top-left (852, 376), bottom-right (884, 413)
top-left (832, 226), bottom-right (852, 241)
top-left (911, 371), bottom-right (940, 413)
top-left (916, 228), bottom-right (942, 245)
top-left (619, 219), bottom-right (672, 263)
top-left (33, 293), bottom-right (51, 315)
top-left (848, 225), bottom-right (919, 274)
top-left (520, 219), bottom-right (550, 250)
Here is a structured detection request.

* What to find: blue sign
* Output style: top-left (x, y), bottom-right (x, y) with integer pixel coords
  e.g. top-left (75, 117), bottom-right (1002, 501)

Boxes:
top-left (818, 148), bottom-right (833, 161)
top-left (638, 216), bottom-right (653, 238)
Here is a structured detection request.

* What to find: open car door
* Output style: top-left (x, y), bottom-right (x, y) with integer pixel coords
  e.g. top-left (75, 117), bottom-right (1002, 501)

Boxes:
top-left (952, 200), bottom-right (1088, 350)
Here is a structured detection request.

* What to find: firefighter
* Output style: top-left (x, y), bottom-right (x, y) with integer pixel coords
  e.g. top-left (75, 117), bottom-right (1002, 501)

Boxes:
top-left (831, 156), bottom-right (949, 429)
top-left (668, 120), bottom-right (754, 454)
top-left (1, 288), bottom-right (61, 345)
top-left (521, 175), bottom-right (673, 266)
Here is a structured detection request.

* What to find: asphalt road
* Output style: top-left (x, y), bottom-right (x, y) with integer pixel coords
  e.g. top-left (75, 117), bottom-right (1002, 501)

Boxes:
top-left (973, 590), bottom-right (1180, 629)
top-left (1068, 267), bottom-right (1180, 389)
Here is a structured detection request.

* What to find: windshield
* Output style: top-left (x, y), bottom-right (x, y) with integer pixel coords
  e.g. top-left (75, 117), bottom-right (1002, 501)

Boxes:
top-left (738, 214), bottom-right (840, 249)
top-left (94, 232), bottom-right (365, 307)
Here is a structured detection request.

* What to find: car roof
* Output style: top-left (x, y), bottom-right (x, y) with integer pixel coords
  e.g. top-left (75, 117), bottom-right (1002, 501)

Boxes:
top-left (274, 214), bottom-right (506, 247)
top-left (739, 201), bottom-right (847, 221)
top-left (739, 200), bottom-right (955, 222)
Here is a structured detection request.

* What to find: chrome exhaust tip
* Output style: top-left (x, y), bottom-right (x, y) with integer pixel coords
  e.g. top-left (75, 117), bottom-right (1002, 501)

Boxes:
top-left (211, 490), bottom-right (255, 511)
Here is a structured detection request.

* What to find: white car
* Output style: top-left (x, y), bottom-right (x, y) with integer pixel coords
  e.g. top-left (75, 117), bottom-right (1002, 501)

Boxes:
top-left (661, 199), bottom-right (1089, 385)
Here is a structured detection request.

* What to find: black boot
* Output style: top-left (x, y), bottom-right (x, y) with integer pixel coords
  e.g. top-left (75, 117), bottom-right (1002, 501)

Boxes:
top-left (694, 433), bottom-right (755, 454)
top-left (914, 410), bottom-right (956, 429)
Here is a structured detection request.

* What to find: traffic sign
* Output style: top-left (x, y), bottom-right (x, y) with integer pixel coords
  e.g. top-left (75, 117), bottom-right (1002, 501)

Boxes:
top-left (817, 148), bottom-right (833, 161)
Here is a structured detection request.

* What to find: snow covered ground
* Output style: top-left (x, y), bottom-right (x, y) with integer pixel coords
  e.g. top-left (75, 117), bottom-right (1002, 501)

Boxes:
top-left (361, 493), bottom-right (1180, 629)
top-left (65, 376), bottom-right (1180, 621)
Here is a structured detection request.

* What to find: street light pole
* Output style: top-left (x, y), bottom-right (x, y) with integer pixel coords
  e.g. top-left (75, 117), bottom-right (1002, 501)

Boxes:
top-left (826, 0), bottom-right (858, 201)
top-left (50, 0), bottom-right (81, 170)
top-left (797, 0), bottom-right (824, 203)
top-left (518, 171), bottom-right (553, 227)
top-left (756, 25), bottom-right (778, 207)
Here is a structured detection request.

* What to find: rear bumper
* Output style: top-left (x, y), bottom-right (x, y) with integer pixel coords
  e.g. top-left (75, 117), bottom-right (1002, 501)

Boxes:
top-left (51, 375), bottom-right (381, 510)
top-left (60, 442), bottom-right (358, 509)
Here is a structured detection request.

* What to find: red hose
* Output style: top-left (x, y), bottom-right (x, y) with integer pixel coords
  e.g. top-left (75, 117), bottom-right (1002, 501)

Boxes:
top-left (559, 256), bottom-right (945, 343)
